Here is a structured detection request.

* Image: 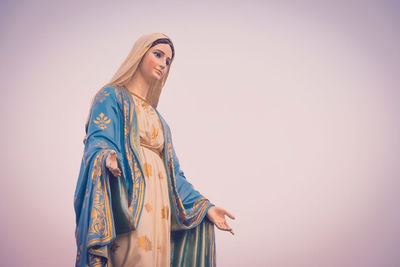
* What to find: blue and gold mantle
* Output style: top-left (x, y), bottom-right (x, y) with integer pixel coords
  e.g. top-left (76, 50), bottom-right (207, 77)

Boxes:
top-left (74, 86), bottom-right (216, 267)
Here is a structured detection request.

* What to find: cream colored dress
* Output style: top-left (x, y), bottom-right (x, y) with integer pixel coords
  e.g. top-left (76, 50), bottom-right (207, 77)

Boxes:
top-left (107, 92), bottom-right (171, 267)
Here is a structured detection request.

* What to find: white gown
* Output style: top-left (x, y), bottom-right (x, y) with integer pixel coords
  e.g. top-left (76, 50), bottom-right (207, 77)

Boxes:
top-left (107, 92), bottom-right (171, 267)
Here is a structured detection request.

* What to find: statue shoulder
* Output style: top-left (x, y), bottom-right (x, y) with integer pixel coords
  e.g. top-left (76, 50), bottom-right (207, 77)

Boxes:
top-left (93, 85), bottom-right (126, 106)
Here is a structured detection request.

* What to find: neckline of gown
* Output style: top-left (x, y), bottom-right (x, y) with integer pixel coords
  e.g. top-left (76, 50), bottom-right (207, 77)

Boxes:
top-left (128, 90), bottom-right (151, 105)
top-left (120, 85), bottom-right (158, 110)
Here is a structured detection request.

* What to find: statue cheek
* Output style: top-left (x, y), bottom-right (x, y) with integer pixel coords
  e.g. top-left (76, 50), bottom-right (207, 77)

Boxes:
top-left (141, 58), bottom-right (155, 76)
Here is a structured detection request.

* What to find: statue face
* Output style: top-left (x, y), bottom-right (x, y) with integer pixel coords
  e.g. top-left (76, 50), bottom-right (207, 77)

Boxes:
top-left (139, 43), bottom-right (173, 81)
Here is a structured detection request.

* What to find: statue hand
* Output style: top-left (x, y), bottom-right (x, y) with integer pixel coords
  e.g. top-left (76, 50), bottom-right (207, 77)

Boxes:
top-left (106, 150), bottom-right (121, 178)
top-left (206, 206), bottom-right (235, 235)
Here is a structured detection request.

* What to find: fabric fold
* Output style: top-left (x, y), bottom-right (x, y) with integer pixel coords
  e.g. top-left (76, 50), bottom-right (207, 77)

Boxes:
top-left (171, 218), bottom-right (216, 267)
top-left (74, 85), bottom-right (216, 267)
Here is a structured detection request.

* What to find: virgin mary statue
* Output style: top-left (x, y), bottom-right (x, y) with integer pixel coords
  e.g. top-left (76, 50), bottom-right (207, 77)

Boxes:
top-left (73, 32), bottom-right (235, 267)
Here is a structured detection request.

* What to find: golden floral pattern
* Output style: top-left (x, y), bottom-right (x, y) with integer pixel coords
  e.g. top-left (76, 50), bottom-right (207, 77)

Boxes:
top-left (138, 235), bottom-right (152, 251)
top-left (161, 206), bottom-right (169, 220)
top-left (94, 140), bottom-right (110, 149)
top-left (164, 132), bottom-right (212, 228)
top-left (142, 162), bottom-right (152, 177)
top-left (134, 101), bottom-right (141, 115)
top-left (141, 101), bottom-right (149, 109)
top-left (116, 86), bottom-right (145, 228)
top-left (93, 113), bottom-right (111, 130)
top-left (75, 244), bottom-right (82, 265)
top-left (87, 151), bottom-right (114, 247)
top-left (95, 88), bottom-right (111, 103)
top-left (151, 125), bottom-right (159, 139)
top-left (145, 203), bottom-right (152, 212)
top-left (90, 86), bottom-right (216, 266)
top-left (114, 88), bottom-right (171, 265)
top-left (88, 253), bottom-right (106, 267)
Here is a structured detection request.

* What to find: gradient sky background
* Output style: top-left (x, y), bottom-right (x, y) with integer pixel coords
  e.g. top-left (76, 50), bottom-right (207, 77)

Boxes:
top-left (0, 1), bottom-right (399, 266)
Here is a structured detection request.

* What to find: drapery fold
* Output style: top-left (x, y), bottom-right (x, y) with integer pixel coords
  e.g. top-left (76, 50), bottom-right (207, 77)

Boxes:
top-left (74, 85), bottom-right (215, 267)
top-left (171, 218), bottom-right (216, 267)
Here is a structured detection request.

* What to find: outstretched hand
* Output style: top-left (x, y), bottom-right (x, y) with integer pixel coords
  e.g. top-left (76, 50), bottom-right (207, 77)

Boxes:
top-left (206, 206), bottom-right (235, 235)
top-left (106, 150), bottom-right (121, 177)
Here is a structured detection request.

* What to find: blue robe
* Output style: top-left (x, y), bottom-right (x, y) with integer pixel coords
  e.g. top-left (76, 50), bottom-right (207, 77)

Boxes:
top-left (74, 86), bottom-right (216, 267)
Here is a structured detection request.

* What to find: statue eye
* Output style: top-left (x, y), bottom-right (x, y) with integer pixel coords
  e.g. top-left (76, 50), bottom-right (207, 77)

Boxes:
top-left (154, 51), bottom-right (161, 58)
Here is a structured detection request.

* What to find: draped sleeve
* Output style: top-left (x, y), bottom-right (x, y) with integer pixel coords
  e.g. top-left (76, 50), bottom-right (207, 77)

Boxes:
top-left (156, 111), bottom-right (215, 229)
top-left (157, 112), bottom-right (217, 267)
top-left (74, 86), bottom-right (216, 267)
top-left (74, 86), bottom-right (146, 267)
top-left (73, 87), bottom-right (117, 266)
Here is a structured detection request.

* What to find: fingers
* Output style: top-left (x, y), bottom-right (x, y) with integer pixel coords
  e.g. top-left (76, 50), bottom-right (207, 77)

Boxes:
top-left (111, 167), bottom-right (121, 177)
top-left (217, 207), bottom-right (235, 220)
top-left (224, 210), bottom-right (236, 220)
top-left (107, 151), bottom-right (118, 164)
top-left (223, 222), bottom-right (233, 234)
top-left (106, 151), bottom-right (121, 178)
top-left (215, 222), bottom-right (225, 231)
top-left (112, 166), bottom-right (121, 177)
top-left (215, 221), bottom-right (234, 235)
top-left (224, 221), bottom-right (234, 235)
top-left (109, 151), bottom-right (118, 162)
top-left (223, 222), bottom-right (231, 230)
top-left (107, 164), bottom-right (121, 177)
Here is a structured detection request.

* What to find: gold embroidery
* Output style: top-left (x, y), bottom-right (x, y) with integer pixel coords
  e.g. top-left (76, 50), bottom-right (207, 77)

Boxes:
top-left (87, 151), bottom-right (114, 246)
top-left (95, 88), bottom-right (111, 103)
top-left (143, 162), bottom-right (152, 177)
top-left (121, 86), bottom-right (145, 228)
top-left (134, 100), bottom-right (141, 115)
top-left (76, 244), bottom-right (82, 265)
top-left (138, 235), bottom-right (152, 251)
top-left (161, 206), bottom-right (169, 220)
top-left (99, 86), bottom-right (143, 230)
top-left (88, 253), bottom-right (105, 266)
top-left (165, 134), bottom-right (211, 228)
top-left (145, 203), bottom-right (152, 212)
top-left (93, 113), bottom-right (111, 130)
top-left (157, 244), bottom-right (162, 252)
top-left (90, 248), bottom-right (103, 254)
top-left (151, 125), bottom-right (159, 139)
top-left (95, 140), bottom-right (110, 149)
top-left (158, 171), bottom-right (163, 179)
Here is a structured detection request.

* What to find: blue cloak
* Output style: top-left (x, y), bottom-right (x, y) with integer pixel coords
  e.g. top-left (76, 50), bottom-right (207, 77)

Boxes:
top-left (74, 85), bottom-right (216, 267)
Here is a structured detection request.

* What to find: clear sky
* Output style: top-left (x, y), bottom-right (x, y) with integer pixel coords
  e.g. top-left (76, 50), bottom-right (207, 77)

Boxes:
top-left (0, 0), bottom-right (399, 266)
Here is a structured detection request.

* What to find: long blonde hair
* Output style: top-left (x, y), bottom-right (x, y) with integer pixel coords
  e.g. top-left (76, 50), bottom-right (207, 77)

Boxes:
top-left (83, 33), bottom-right (175, 142)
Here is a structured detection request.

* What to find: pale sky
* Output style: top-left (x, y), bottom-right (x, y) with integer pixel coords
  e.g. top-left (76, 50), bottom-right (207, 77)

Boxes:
top-left (0, 1), bottom-right (399, 266)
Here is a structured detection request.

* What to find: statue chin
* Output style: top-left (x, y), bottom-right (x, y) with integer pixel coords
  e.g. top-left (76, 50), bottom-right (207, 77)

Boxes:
top-left (153, 71), bottom-right (163, 80)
